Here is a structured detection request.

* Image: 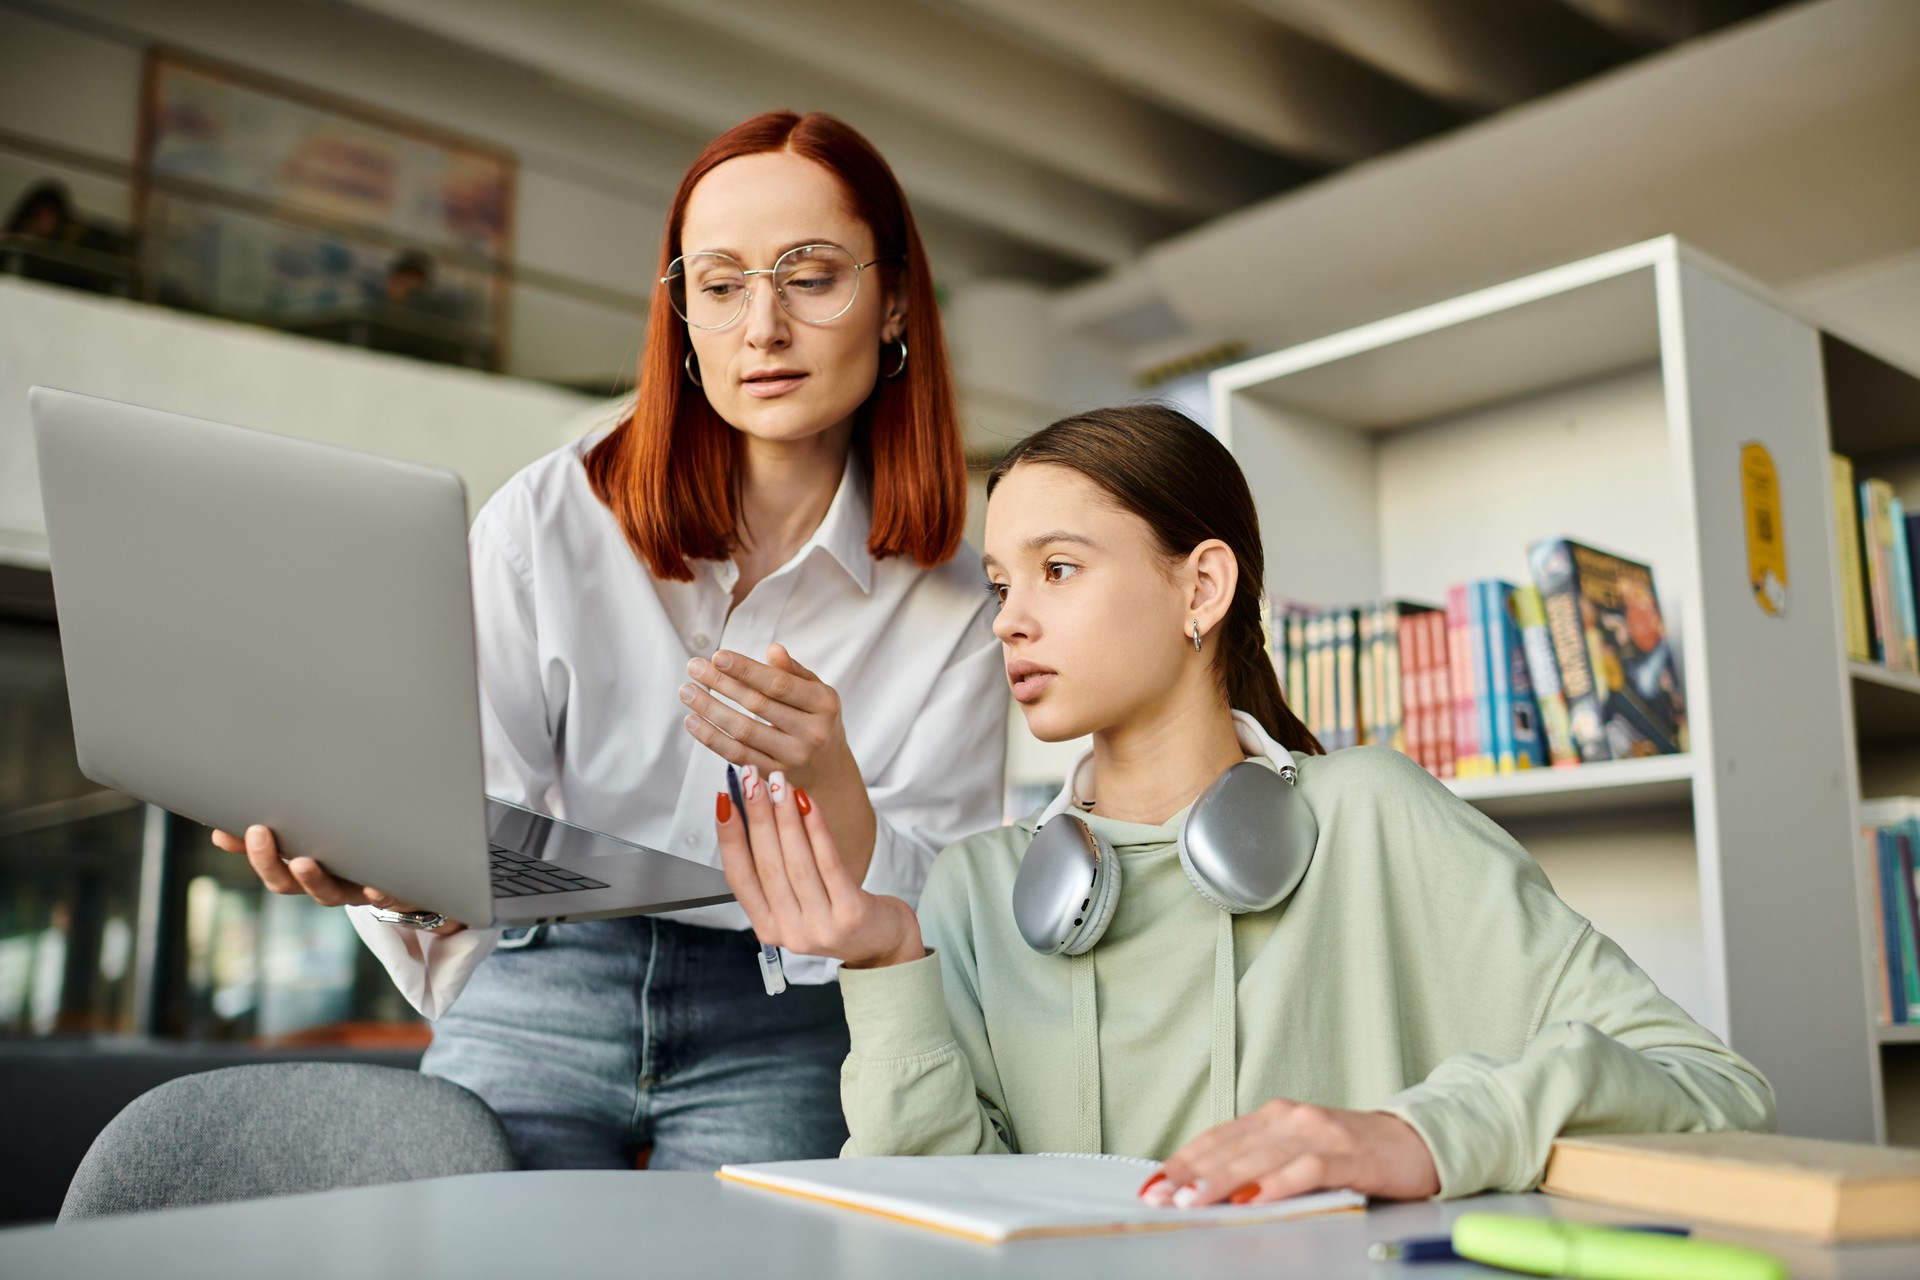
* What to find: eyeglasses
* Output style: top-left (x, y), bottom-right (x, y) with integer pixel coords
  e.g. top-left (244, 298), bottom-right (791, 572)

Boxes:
top-left (662, 243), bottom-right (890, 330)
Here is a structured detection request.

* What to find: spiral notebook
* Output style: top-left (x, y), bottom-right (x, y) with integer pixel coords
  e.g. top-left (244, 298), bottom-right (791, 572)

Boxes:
top-left (714, 1153), bottom-right (1367, 1243)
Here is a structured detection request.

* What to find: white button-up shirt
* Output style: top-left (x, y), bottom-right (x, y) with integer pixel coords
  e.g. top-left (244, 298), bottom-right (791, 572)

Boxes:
top-left (349, 439), bottom-right (1008, 1017)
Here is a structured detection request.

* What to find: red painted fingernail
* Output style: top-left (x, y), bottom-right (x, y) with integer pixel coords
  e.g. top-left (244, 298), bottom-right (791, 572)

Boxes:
top-left (796, 787), bottom-right (812, 815)
top-left (716, 792), bottom-right (732, 823)
top-left (1229, 1184), bottom-right (1259, 1205)
top-left (1137, 1172), bottom-right (1166, 1197)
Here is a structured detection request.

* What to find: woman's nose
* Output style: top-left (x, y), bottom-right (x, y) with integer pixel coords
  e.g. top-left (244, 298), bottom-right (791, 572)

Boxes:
top-left (742, 282), bottom-right (789, 349)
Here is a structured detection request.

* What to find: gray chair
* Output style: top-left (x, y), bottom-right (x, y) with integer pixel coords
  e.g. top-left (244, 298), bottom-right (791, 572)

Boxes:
top-left (59, 1062), bottom-right (516, 1220)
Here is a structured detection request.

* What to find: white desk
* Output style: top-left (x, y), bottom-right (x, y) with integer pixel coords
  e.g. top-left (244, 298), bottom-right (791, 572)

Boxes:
top-left (3, 1171), bottom-right (1918, 1279)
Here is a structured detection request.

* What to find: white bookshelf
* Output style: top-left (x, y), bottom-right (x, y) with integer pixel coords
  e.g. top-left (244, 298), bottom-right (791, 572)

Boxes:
top-left (1212, 236), bottom-right (1877, 1145)
top-left (1444, 756), bottom-right (1695, 823)
top-left (1832, 337), bottom-right (1920, 1148)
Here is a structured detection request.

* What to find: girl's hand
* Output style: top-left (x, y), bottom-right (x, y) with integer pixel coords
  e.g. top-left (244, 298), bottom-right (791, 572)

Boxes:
top-left (682, 643), bottom-right (877, 876)
top-left (210, 825), bottom-right (466, 936)
top-left (714, 766), bottom-right (923, 970)
top-left (1139, 1101), bottom-right (1440, 1208)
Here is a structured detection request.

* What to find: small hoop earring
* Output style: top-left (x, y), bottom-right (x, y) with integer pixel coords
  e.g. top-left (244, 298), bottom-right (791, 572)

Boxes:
top-left (1190, 619), bottom-right (1203, 653)
top-left (882, 337), bottom-right (908, 379)
top-left (684, 351), bottom-right (702, 388)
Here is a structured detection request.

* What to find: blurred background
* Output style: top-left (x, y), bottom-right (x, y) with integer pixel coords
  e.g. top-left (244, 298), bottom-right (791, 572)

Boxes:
top-left (0, 0), bottom-right (1914, 1095)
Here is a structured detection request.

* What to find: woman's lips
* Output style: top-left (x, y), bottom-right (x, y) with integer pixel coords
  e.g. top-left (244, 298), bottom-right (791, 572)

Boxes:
top-left (742, 373), bottom-right (808, 398)
top-left (1010, 671), bottom-right (1055, 703)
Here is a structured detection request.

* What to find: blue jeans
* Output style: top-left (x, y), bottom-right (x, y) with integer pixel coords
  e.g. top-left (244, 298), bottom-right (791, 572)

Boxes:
top-left (421, 916), bottom-right (851, 1170)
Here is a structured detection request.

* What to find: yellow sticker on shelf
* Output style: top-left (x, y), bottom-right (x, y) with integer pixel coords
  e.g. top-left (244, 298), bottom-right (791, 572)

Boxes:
top-left (1742, 441), bottom-right (1787, 617)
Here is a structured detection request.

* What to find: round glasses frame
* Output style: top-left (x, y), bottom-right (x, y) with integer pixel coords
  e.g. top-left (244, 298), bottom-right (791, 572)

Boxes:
top-left (661, 243), bottom-right (894, 330)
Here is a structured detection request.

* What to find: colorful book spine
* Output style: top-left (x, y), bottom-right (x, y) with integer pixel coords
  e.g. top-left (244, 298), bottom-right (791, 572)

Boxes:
top-left (1469, 581), bottom-right (1497, 777)
top-left (1893, 497), bottom-right (1920, 672)
top-left (1286, 611), bottom-right (1307, 721)
top-left (1397, 609), bottom-right (1423, 765)
top-left (1868, 829), bottom-right (1893, 1024)
top-left (1359, 605), bottom-right (1381, 748)
top-left (1426, 612), bottom-right (1454, 778)
top-left (1863, 479), bottom-right (1902, 670)
top-left (1527, 538), bottom-right (1613, 763)
top-left (1479, 582), bottom-right (1514, 773)
top-left (1899, 826), bottom-right (1920, 1017)
top-left (1446, 585), bottom-right (1480, 776)
top-left (1889, 832), bottom-right (1920, 1020)
top-left (1334, 609), bottom-right (1357, 751)
top-left (1514, 585), bottom-right (1579, 767)
top-left (1833, 455), bottom-right (1871, 663)
top-left (1496, 582), bottom-right (1548, 771)
top-left (1305, 613), bottom-right (1325, 745)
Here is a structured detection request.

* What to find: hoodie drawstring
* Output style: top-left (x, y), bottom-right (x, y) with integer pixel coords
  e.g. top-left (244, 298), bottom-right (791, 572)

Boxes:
top-left (1070, 910), bottom-right (1237, 1154)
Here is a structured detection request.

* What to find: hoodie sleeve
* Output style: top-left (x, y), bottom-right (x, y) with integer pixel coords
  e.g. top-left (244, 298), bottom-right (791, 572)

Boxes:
top-left (1354, 752), bottom-right (1776, 1197)
top-left (838, 843), bottom-right (1017, 1156)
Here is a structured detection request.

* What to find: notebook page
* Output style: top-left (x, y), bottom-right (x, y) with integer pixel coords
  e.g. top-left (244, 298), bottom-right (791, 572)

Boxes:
top-left (716, 1154), bottom-right (1367, 1243)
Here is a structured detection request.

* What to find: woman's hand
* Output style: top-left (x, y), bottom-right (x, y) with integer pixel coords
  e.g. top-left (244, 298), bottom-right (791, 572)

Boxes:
top-left (1139, 1101), bottom-right (1440, 1208)
top-left (714, 766), bottom-right (922, 970)
top-left (681, 643), bottom-right (877, 877)
top-left (210, 825), bottom-right (467, 937)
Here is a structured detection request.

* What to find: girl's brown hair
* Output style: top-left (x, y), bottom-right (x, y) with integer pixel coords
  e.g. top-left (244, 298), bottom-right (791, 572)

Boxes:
top-left (584, 111), bottom-right (966, 580)
top-left (986, 405), bottom-right (1324, 756)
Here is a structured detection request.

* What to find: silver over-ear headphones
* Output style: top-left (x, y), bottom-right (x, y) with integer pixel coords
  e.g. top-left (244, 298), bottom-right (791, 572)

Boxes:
top-left (1010, 757), bottom-right (1318, 956)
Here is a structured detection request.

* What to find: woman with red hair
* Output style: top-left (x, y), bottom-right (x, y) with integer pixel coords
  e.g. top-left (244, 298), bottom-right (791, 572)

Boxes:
top-left (214, 112), bottom-right (1006, 1170)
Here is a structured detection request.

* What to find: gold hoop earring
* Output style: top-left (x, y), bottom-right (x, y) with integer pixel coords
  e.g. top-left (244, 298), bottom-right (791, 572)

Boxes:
top-left (882, 337), bottom-right (908, 379)
top-left (1190, 619), bottom-right (1203, 652)
top-left (684, 351), bottom-right (702, 388)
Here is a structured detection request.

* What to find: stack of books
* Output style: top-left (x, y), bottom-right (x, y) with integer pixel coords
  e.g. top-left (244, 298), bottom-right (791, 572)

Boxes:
top-left (1832, 454), bottom-right (1920, 670)
top-left (1862, 798), bottom-right (1920, 1027)
top-left (1271, 538), bottom-right (1688, 779)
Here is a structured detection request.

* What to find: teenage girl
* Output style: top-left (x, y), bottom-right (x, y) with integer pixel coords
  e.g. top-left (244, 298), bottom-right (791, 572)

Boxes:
top-left (712, 404), bottom-right (1772, 1204)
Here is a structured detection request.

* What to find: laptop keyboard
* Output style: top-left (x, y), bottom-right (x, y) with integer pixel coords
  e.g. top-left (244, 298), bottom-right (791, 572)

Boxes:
top-left (489, 846), bottom-right (610, 898)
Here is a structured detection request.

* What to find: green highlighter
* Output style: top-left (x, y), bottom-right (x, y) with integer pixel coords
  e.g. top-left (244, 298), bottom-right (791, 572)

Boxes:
top-left (1451, 1214), bottom-right (1785, 1280)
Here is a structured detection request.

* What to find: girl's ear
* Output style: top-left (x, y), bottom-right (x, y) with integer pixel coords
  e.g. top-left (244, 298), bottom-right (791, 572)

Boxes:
top-left (1186, 539), bottom-right (1238, 639)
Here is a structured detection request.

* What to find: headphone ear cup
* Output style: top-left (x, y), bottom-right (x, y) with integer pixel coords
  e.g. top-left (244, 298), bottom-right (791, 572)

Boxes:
top-left (1176, 827), bottom-right (1241, 915)
top-left (1059, 842), bottom-right (1122, 956)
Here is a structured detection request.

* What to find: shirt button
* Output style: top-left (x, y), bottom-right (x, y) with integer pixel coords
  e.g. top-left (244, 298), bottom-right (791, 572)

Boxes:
top-left (690, 632), bottom-right (709, 650)
top-left (684, 833), bottom-right (699, 849)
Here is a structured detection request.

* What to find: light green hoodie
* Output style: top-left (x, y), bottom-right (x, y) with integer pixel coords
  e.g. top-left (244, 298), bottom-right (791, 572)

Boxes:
top-left (838, 720), bottom-right (1775, 1199)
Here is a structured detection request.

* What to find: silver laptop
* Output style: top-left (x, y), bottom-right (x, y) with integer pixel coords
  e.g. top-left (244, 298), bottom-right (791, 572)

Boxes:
top-left (30, 386), bottom-right (735, 928)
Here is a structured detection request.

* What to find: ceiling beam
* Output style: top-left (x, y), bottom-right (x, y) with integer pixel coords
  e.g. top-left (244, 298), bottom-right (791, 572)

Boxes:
top-left (619, 0), bottom-right (1303, 218)
top-left (936, 0), bottom-right (1456, 165)
top-left (1226, 0), bottom-right (1636, 112)
top-left (1555, 0), bottom-right (1759, 46)
top-left (343, 0), bottom-right (1179, 268)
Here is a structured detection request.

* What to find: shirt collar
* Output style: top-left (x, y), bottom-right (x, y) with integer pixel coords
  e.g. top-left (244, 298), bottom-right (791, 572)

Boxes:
top-left (705, 451), bottom-right (874, 595)
top-left (1034, 710), bottom-right (1294, 827)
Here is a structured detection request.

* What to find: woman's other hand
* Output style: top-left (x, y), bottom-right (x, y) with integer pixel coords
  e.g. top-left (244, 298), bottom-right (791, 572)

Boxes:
top-left (681, 642), bottom-right (877, 875)
top-left (714, 766), bottom-right (921, 970)
top-left (210, 825), bottom-right (467, 936)
top-left (1139, 1101), bottom-right (1440, 1208)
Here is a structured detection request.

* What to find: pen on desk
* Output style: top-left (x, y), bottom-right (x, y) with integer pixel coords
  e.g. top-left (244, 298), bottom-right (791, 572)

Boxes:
top-left (726, 764), bottom-right (788, 997)
top-left (1369, 1224), bottom-right (1688, 1263)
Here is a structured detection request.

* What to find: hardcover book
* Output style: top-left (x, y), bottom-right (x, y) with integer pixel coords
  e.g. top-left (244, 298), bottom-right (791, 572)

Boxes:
top-left (1513, 585), bottom-right (1580, 767)
top-left (1482, 580), bottom-right (1547, 773)
top-left (1833, 455), bottom-right (1871, 663)
top-left (1446, 584), bottom-right (1483, 776)
top-left (1526, 538), bottom-right (1687, 760)
top-left (1541, 1133), bottom-right (1920, 1243)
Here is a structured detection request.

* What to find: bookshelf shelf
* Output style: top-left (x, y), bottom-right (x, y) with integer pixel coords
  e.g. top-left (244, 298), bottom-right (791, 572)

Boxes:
top-left (1878, 1024), bottom-right (1920, 1046)
top-left (1445, 756), bottom-right (1693, 821)
top-left (1850, 663), bottom-right (1920, 748)
top-left (1214, 236), bottom-right (1875, 1146)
